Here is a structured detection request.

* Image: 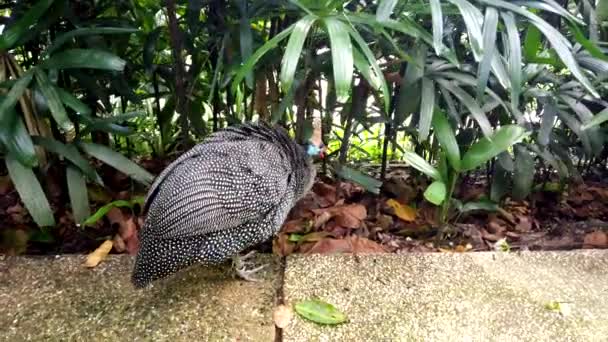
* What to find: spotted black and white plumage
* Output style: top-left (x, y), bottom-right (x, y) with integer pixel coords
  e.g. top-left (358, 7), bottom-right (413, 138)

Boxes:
top-left (131, 121), bottom-right (318, 288)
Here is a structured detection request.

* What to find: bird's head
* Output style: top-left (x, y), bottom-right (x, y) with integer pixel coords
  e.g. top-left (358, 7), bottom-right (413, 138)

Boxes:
top-left (305, 117), bottom-right (326, 159)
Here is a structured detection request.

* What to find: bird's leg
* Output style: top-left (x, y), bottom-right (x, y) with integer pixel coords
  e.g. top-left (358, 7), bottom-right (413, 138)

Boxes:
top-left (231, 250), bottom-right (267, 282)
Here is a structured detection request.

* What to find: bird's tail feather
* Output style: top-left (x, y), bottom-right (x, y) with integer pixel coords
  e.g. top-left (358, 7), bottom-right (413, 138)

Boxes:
top-left (131, 234), bottom-right (203, 288)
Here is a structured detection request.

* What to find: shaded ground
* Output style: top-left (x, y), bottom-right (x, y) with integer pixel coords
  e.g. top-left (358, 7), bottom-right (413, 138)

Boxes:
top-left (1, 158), bottom-right (608, 257)
top-left (0, 254), bottom-right (280, 341)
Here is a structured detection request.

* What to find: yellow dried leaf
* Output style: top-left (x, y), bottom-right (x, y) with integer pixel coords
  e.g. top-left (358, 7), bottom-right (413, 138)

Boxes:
top-left (84, 240), bottom-right (113, 268)
top-left (386, 199), bottom-right (416, 222)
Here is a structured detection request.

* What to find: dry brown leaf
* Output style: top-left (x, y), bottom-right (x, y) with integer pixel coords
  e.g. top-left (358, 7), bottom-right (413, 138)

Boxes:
top-left (514, 215), bottom-right (533, 233)
top-left (480, 229), bottom-right (501, 242)
top-left (273, 304), bottom-right (293, 329)
top-left (305, 236), bottom-right (387, 254)
top-left (487, 218), bottom-right (507, 234)
top-left (375, 214), bottom-right (393, 230)
top-left (84, 240), bottom-right (113, 268)
top-left (334, 204), bottom-right (367, 229)
top-left (314, 211), bottom-right (334, 229)
top-left (386, 199), bottom-right (416, 222)
top-left (583, 231), bottom-right (608, 249)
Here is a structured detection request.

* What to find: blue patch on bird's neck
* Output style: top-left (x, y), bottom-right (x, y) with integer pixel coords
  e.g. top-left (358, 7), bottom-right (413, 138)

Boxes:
top-left (306, 144), bottom-right (320, 156)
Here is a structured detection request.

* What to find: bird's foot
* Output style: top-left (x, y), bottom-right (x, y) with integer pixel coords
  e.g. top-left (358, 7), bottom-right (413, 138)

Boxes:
top-left (232, 251), bottom-right (267, 282)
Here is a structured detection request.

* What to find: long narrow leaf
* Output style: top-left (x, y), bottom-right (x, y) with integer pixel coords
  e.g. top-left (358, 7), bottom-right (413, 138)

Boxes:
top-left (581, 106), bottom-right (608, 130)
top-left (538, 98), bottom-right (557, 145)
top-left (34, 69), bottom-right (73, 131)
top-left (40, 49), bottom-right (126, 71)
top-left (477, 0), bottom-right (599, 98)
top-left (346, 21), bottom-right (391, 114)
top-left (239, 6), bottom-right (254, 88)
top-left (280, 15), bottom-right (317, 92)
top-left (0, 106), bottom-right (37, 167)
top-left (435, 78), bottom-right (493, 138)
top-left (32, 136), bottom-right (102, 185)
top-left (66, 165), bottom-right (91, 224)
top-left (418, 77), bottom-right (435, 141)
top-left (5, 153), bottom-right (55, 227)
top-left (429, 0), bottom-right (445, 56)
top-left (0, 70), bottom-right (34, 124)
top-left (324, 17), bottom-right (353, 102)
top-left (0, 0), bottom-right (54, 51)
top-left (513, 145), bottom-right (535, 200)
top-left (477, 6), bottom-right (498, 99)
top-left (462, 125), bottom-right (528, 171)
top-left (44, 27), bottom-right (138, 57)
top-left (501, 12), bottom-right (522, 109)
top-left (78, 142), bottom-right (155, 185)
top-left (402, 150), bottom-right (442, 181)
top-left (55, 87), bottom-right (92, 116)
top-left (232, 24), bottom-right (295, 94)
top-left (376, 0), bottom-right (398, 22)
top-left (447, 0), bottom-right (484, 60)
top-left (432, 109), bottom-right (461, 171)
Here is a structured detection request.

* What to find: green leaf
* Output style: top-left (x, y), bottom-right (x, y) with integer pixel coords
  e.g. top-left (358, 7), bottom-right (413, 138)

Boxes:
top-left (538, 98), bottom-right (557, 145)
top-left (477, 0), bottom-right (599, 98)
top-left (418, 77), bottom-right (435, 141)
top-left (402, 150), bottom-right (442, 181)
top-left (5, 153), bottom-right (55, 227)
top-left (432, 109), bottom-right (461, 171)
top-left (513, 145), bottom-right (535, 200)
top-left (232, 24), bottom-right (295, 94)
top-left (40, 49), bottom-right (126, 71)
top-left (376, 0), bottom-right (398, 22)
top-left (44, 27), bottom-right (138, 57)
top-left (523, 24), bottom-right (542, 61)
top-left (324, 17), bottom-right (353, 102)
top-left (0, 104), bottom-right (38, 167)
top-left (435, 78), bottom-right (493, 138)
top-left (567, 22), bottom-right (608, 62)
top-left (501, 12), bottom-right (522, 109)
top-left (0, 70), bottom-right (34, 124)
top-left (335, 164), bottom-right (382, 194)
top-left (82, 198), bottom-right (142, 226)
top-left (424, 180), bottom-right (446, 205)
top-left (460, 199), bottom-right (499, 213)
top-left (347, 24), bottom-right (391, 113)
top-left (294, 299), bottom-right (348, 325)
top-left (144, 27), bottom-right (163, 74)
top-left (78, 142), bottom-right (155, 185)
top-left (352, 48), bottom-right (380, 90)
top-left (490, 158), bottom-right (510, 202)
top-left (581, 106), bottom-right (608, 130)
top-left (447, 0), bottom-right (483, 60)
top-left (0, 0), bottom-right (54, 51)
top-left (271, 78), bottom-right (299, 124)
top-left (34, 69), bottom-right (73, 132)
top-left (429, 0), bottom-right (445, 56)
top-left (32, 136), bottom-right (102, 185)
top-left (461, 124), bottom-right (528, 171)
top-left (55, 87), bottom-right (92, 116)
top-left (66, 165), bottom-right (91, 224)
top-left (477, 6), bottom-right (498, 99)
top-left (280, 15), bottom-right (317, 92)
top-left (239, 10), bottom-right (254, 88)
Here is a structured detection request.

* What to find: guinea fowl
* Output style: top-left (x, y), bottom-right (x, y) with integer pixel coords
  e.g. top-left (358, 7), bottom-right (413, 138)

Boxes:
top-left (131, 120), bottom-right (324, 288)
